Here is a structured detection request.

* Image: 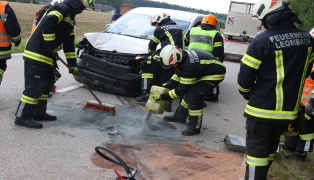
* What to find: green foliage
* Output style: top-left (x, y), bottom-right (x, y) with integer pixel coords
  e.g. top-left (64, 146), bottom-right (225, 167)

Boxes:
top-left (104, 0), bottom-right (135, 10)
top-left (6, 0), bottom-right (40, 4)
top-left (130, 0), bottom-right (227, 21)
top-left (289, 0), bottom-right (314, 31)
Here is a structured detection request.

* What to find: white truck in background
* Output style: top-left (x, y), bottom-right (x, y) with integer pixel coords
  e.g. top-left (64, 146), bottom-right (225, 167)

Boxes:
top-left (224, 1), bottom-right (261, 41)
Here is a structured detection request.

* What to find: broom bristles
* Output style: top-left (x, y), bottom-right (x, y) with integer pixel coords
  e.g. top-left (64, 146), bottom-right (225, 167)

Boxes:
top-left (84, 100), bottom-right (116, 115)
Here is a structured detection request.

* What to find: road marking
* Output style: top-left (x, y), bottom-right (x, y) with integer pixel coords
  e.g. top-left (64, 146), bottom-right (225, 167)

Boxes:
top-left (56, 84), bottom-right (84, 93)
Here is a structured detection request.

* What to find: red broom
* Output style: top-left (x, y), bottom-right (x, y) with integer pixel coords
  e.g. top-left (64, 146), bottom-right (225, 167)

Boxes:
top-left (56, 55), bottom-right (116, 115)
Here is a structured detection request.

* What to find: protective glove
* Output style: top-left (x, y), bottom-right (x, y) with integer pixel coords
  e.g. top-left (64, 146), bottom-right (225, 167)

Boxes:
top-left (153, 94), bottom-right (162, 101)
top-left (54, 69), bottom-right (61, 82)
top-left (304, 103), bottom-right (313, 114)
top-left (69, 66), bottom-right (79, 75)
top-left (14, 40), bottom-right (21, 47)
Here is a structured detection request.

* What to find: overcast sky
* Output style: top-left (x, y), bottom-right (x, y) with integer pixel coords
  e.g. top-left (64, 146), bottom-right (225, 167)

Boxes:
top-left (153, 0), bottom-right (257, 14)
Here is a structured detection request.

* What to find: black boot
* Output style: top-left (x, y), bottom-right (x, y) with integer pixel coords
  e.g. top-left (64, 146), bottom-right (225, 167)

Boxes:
top-left (285, 151), bottom-right (307, 161)
top-left (135, 92), bottom-right (149, 102)
top-left (163, 115), bottom-right (186, 123)
top-left (15, 101), bottom-right (43, 129)
top-left (15, 117), bottom-right (43, 129)
top-left (164, 105), bottom-right (188, 123)
top-left (33, 113), bottom-right (57, 121)
top-left (181, 115), bottom-right (202, 136)
top-left (165, 101), bottom-right (172, 112)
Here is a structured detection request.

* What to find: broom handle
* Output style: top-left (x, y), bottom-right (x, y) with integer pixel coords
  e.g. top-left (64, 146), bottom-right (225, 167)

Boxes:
top-left (56, 55), bottom-right (103, 105)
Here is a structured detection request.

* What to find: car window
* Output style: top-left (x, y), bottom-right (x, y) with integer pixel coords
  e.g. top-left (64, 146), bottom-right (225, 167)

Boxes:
top-left (106, 12), bottom-right (190, 39)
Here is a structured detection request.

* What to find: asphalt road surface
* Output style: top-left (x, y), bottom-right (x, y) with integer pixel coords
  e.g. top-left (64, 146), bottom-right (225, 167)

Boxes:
top-left (0, 53), bottom-right (247, 179)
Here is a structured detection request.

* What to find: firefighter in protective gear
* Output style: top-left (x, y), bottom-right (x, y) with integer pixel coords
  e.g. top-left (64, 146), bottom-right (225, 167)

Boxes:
top-left (155, 45), bottom-right (226, 136)
top-left (283, 65), bottom-right (314, 161)
top-left (15, 0), bottom-right (95, 129)
top-left (188, 14), bottom-right (224, 102)
top-left (238, 0), bottom-right (314, 179)
top-left (0, 1), bottom-right (21, 85)
top-left (135, 12), bottom-right (185, 113)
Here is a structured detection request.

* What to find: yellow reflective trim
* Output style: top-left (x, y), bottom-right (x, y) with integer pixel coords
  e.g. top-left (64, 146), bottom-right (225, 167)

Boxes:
top-left (242, 54), bottom-right (262, 70)
top-left (214, 42), bottom-right (223, 47)
top-left (247, 155), bottom-right (269, 166)
top-left (275, 50), bottom-right (284, 111)
top-left (269, 153), bottom-right (276, 161)
top-left (180, 77), bottom-right (196, 85)
top-left (65, 52), bottom-right (76, 59)
top-left (198, 74), bottom-right (225, 81)
top-left (151, 36), bottom-right (160, 44)
top-left (24, 50), bottom-right (54, 66)
top-left (169, 90), bottom-right (178, 99)
top-left (295, 47), bottom-right (313, 111)
top-left (21, 94), bottom-right (38, 105)
top-left (47, 11), bottom-right (63, 23)
top-left (64, 17), bottom-right (74, 26)
top-left (70, 31), bottom-right (75, 36)
top-left (200, 60), bottom-right (224, 66)
top-left (0, 69), bottom-right (4, 75)
top-left (148, 48), bottom-right (156, 53)
top-left (43, 33), bottom-right (56, 41)
top-left (189, 109), bottom-right (203, 116)
top-left (171, 74), bottom-right (180, 82)
top-left (142, 73), bottom-right (154, 79)
top-left (0, 50), bottom-right (11, 55)
top-left (299, 134), bottom-right (314, 141)
top-left (39, 94), bottom-right (49, 101)
top-left (165, 31), bottom-right (175, 45)
top-left (11, 34), bottom-right (21, 41)
top-left (238, 84), bottom-right (251, 93)
top-left (245, 104), bottom-right (298, 120)
top-left (181, 99), bottom-right (188, 109)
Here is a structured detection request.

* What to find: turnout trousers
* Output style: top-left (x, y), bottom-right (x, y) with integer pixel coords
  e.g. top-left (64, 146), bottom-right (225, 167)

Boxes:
top-left (172, 81), bottom-right (215, 130)
top-left (245, 119), bottom-right (289, 180)
top-left (15, 61), bottom-right (55, 119)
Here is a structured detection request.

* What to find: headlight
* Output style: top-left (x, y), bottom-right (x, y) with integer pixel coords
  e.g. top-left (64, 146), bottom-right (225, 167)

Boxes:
top-left (135, 55), bottom-right (147, 60)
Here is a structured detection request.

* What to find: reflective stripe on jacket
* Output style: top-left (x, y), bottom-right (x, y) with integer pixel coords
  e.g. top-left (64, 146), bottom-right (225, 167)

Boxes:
top-left (188, 26), bottom-right (217, 54)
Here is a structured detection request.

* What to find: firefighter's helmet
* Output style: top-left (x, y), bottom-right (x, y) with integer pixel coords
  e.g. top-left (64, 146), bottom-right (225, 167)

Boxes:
top-left (252, 0), bottom-right (289, 20)
top-left (310, 27), bottom-right (314, 38)
top-left (201, 14), bottom-right (217, 27)
top-left (50, 0), bottom-right (63, 5)
top-left (160, 45), bottom-right (183, 68)
top-left (150, 12), bottom-right (169, 26)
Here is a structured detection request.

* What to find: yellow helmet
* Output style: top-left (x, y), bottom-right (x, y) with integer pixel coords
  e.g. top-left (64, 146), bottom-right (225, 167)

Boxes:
top-left (201, 14), bottom-right (217, 27)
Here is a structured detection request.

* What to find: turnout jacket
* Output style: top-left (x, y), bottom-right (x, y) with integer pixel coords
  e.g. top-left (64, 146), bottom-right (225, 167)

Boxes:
top-left (148, 19), bottom-right (185, 53)
top-left (161, 50), bottom-right (226, 100)
top-left (24, 3), bottom-right (76, 68)
top-left (0, 1), bottom-right (21, 60)
top-left (238, 23), bottom-right (314, 124)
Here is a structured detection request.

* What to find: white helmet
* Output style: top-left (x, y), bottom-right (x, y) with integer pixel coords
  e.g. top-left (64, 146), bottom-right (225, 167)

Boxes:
top-left (51, 0), bottom-right (63, 5)
top-left (310, 27), bottom-right (314, 38)
top-left (252, 0), bottom-right (289, 20)
top-left (160, 45), bottom-right (183, 68)
top-left (150, 12), bottom-right (169, 26)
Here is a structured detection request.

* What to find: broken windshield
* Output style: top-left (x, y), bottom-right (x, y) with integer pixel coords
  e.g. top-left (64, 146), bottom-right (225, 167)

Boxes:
top-left (106, 12), bottom-right (190, 39)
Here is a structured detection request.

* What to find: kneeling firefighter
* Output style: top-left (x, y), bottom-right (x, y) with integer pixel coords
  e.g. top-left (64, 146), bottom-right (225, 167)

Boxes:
top-left (15, 0), bottom-right (95, 129)
top-left (135, 12), bottom-right (185, 112)
top-left (153, 45), bottom-right (226, 136)
top-left (188, 14), bottom-right (224, 102)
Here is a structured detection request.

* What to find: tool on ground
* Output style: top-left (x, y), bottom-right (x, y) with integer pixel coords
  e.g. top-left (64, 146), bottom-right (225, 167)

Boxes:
top-left (224, 134), bottom-right (246, 153)
top-left (95, 146), bottom-right (138, 180)
top-left (56, 55), bottom-right (116, 115)
top-left (145, 86), bottom-right (169, 120)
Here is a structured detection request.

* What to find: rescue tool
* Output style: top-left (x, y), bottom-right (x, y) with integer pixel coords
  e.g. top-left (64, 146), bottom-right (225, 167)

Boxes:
top-left (145, 86), bottom-right (169, 120)
top-left (56, 55), bottom-right (116, 115)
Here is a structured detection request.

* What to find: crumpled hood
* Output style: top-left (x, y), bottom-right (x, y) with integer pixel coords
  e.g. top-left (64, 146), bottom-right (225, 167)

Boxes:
top-left (84, 32), bottom-right (151, 54)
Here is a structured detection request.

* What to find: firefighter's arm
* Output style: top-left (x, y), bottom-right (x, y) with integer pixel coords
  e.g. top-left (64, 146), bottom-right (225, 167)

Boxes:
top-left (161, 71), bottom-right (195, 100)
top-left (40, 8), bottom-right (65, 51)
top-left (237, 41), bottom-right (263, 98)
top-left (4, 5), bottom-right (21, 45)
top-left (148, 28), bottom-right (162, 54)
top-left (63, 30), bottom-right (77, 67)
top-left (163, 74), bottom-right (180, 89)
top-left (213, 33), bottom-right (224, 62)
